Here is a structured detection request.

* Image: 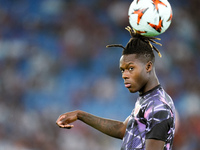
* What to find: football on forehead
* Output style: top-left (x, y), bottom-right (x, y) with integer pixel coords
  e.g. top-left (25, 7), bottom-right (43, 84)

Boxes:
top-left (128, 0), bottom-right (172, 36)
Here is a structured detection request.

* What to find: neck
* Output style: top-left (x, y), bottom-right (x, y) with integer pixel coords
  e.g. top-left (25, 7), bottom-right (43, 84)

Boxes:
top-left (139, 69), bottom-right (160, 95)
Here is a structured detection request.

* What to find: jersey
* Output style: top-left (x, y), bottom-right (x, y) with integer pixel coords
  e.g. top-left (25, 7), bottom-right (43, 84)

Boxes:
top-left (121, 85), bottom-right (175, 150)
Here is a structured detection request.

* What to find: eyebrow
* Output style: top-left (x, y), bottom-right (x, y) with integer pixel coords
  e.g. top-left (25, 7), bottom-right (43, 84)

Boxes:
top-left (119, 62), bottom-right (134, 69)
top-left (127, 62), bottom-right (134, 65)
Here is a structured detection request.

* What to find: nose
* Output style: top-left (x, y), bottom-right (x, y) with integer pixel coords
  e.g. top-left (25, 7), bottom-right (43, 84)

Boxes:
top-left (122, 70), bottom-right (129, 79)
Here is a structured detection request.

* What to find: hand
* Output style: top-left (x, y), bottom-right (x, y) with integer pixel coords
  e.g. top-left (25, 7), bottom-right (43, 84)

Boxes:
top-left (56, 110), bottom-right (79, 129)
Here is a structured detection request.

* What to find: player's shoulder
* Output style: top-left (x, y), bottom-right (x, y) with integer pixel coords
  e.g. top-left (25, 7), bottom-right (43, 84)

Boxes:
top-left (140, 85), bottom-right (174, 109)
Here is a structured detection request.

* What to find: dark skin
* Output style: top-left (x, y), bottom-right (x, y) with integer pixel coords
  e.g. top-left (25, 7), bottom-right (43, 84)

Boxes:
top-left (56, 54), bottom-right (165, 150)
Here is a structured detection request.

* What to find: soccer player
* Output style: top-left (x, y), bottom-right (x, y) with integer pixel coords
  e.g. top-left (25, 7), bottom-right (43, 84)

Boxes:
top-left (56, 26), bottom-right (176, 150)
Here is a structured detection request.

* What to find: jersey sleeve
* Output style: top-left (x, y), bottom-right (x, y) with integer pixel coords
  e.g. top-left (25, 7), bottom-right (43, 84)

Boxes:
top-left (144, 99), bottom-right (173, 141)
top-left (146, 118), bottom-right (173, 141)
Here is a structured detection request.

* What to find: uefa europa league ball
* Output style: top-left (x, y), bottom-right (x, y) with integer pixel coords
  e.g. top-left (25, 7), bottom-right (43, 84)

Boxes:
top-left (128, 0), bottom-right (172, 36)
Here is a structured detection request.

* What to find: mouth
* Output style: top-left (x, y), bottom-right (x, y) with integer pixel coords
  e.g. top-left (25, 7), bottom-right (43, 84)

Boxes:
top-left (124, 83), bottom-right (131, 88)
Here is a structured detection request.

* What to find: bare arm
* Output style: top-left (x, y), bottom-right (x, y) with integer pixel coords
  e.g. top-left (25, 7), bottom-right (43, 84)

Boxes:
top-left (145, 139), bottom-right (165, 150)
top-left (56, 110), bottom-right (129, 139)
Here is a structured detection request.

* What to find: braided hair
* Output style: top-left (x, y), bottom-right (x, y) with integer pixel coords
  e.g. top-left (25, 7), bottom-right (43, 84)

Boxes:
top-left (106, 26), bottom-right (162, 63)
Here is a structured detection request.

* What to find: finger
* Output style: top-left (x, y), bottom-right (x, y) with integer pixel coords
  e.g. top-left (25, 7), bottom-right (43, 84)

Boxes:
top-left (56, 121), bottom-right (63, 126)
top-left (59, 124), bottom-right (74, 129)
top-left (56, 115), bottom-right (68, 125)
top-left (56, 115), bottom-right (65, 122)
top-left (63, 124), bottom-right (74, 128)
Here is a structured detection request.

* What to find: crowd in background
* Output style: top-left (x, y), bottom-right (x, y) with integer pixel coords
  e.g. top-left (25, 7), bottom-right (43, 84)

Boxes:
top-left (0, 0), bottom-right (199, 149)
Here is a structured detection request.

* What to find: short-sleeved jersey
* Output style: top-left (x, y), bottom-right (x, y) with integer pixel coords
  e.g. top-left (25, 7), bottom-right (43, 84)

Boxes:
top-left (121, 85), bottom-right (175, 150)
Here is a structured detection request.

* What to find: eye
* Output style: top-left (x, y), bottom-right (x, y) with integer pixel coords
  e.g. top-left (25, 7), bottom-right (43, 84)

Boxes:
top-left (129, 67), bottom-right (134, 71)
top-left (120, 68), bottom-right (124, 73)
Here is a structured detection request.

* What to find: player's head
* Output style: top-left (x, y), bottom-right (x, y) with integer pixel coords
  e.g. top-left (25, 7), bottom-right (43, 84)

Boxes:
top-left (106, 26), bottom-right (162, 93)
top-left (107, 26), bottom-right (162, 64)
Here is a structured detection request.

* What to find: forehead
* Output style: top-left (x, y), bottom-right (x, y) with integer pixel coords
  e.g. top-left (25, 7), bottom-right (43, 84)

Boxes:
top-left (119, 54), bottom-right (146, 67)
top-left (120, 54), bottom-right (138, 64)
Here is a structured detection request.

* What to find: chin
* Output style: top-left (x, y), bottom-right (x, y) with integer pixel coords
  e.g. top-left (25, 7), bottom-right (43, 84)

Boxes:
top-left (128, 88), bottom-right (138, 93)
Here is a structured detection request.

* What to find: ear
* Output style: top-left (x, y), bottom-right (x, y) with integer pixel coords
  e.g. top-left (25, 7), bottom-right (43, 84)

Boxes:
top-left (146, 61), bottom-right (153, 73)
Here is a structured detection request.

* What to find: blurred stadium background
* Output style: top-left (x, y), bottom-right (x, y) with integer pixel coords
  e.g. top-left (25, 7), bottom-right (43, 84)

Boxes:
top-left (0, 0), bottom-right (199, 150)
